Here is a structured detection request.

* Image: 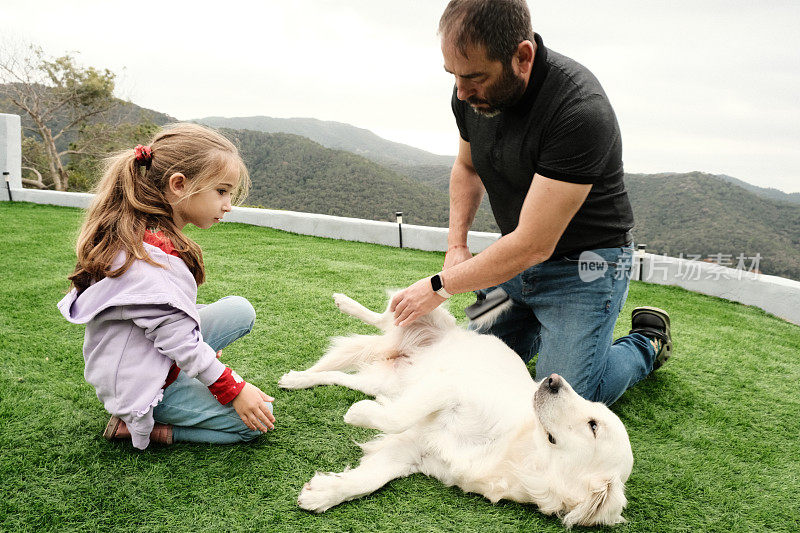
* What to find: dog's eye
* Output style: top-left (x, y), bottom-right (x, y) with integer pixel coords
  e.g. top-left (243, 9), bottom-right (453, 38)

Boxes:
top-left (588, 420), bottom-right (598, 434)
top-left (547, 433), bottom-right (556, 445)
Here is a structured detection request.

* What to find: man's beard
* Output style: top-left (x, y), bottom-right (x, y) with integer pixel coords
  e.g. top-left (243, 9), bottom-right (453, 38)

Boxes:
top-left (467, 63), bottom-right (527, 118)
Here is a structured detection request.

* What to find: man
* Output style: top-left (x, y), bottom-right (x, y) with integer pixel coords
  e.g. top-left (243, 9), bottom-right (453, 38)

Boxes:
top-left (390, 0), bottom-right (672, 405)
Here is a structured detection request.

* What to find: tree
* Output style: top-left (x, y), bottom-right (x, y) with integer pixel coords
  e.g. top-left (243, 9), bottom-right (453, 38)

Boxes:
top-left (67, 120), bottom-right (160, 191)
top-left (20, 137), bottom-right (49, 189)
top-left (0, 44), bottom-right (118, 191)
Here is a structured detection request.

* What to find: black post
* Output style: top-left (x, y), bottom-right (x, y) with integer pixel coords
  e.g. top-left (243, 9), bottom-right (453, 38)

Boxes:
top-left (396, 211), bottom-right (403, 248)
top-left (636, 243), bottom-right (647, 281)
top-left (3, 172), bottom-right (11, 202)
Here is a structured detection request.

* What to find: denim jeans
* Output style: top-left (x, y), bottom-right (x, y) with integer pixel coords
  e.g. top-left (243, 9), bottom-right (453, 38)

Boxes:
top-left (475, 246), bottom-right (655, 405)
top-left (153, 296), bottom-right (268, 443)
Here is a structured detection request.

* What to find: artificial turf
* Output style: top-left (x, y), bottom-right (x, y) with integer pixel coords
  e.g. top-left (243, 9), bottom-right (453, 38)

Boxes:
top-left (0, 201), bottom-right (798, 532)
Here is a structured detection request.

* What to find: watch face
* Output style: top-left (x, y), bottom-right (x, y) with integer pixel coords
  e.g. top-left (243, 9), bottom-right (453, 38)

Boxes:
top-left (431, 274), bottom-right (443, 292)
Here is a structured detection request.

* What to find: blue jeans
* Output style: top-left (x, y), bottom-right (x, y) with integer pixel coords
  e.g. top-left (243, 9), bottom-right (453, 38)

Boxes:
top-left (153, 296), bottom-right (269, 443)
top-left (475, 246), bottom-right (655, 405)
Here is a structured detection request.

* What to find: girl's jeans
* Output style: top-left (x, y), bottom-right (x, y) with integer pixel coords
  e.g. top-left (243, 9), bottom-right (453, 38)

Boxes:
top-left (475, 246), bottom-right (656, 406)
top-left (153, 296), bottom-right (268, 443)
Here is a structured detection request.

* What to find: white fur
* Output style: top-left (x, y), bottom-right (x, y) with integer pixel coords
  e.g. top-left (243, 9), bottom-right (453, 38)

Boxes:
top-left (279, 293), bottom-right (634, 528)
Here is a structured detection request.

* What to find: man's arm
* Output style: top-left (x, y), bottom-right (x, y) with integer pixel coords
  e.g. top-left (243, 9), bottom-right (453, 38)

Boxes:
top-left (448, 138), bottom-right (484, 248)
top-left (441, 174), bottom-right (591, 293)
top-left (391, 173), bottom-right (591, 326)
top-left (444, 138), bottom-right (484, 269)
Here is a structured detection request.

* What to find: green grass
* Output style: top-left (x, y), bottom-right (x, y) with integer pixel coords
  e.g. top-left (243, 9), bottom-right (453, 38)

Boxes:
top-left (1, 201), bottom-right (798, 532)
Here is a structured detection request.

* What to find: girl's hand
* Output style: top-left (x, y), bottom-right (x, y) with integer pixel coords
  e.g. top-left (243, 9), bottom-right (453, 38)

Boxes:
top-left (232, 383), bottom-right (275, 432)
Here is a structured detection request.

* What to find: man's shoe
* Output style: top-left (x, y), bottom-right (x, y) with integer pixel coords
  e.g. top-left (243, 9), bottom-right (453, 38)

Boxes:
top-left (630, 306), bottom-right (673, 370)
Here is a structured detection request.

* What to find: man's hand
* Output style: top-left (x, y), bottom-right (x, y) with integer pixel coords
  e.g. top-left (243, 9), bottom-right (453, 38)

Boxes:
top-left (390, 276), bottom-right (446, 327)
top-left (232, 383), bottom-right (275, 432)
top-left (444, 245), bottom-right (472, 270)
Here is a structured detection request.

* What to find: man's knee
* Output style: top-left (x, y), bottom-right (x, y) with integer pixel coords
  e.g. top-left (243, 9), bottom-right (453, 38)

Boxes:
top-left (239, 427), bottom-right (264, 441)
top-left (570, 377), bottom-right (603, 403)
top-left (536, 358), bottom-right (599, 402)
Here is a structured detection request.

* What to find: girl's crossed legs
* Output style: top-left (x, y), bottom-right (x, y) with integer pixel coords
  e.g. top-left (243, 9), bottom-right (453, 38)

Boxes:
top-left (153, 296), bottom-right (269, 444)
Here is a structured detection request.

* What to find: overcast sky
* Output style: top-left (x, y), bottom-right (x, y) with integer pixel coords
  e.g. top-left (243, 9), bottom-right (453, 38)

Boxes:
top-left (2, 0), bottom-right (799, 192)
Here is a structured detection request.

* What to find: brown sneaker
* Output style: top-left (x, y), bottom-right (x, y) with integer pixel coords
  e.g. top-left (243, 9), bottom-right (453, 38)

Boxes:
top-left (102, 415), bottom-right (173, 444)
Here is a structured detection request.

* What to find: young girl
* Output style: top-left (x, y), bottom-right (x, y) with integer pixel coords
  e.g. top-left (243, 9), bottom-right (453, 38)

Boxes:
top-left (58, 123), bottom-right (275, 450)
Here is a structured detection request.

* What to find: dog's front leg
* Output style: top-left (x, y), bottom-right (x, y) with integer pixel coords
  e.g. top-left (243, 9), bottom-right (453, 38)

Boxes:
top-left (279, 369), bottom-right (385, 396)
top-left (298, 434), bottom-right (418, 512)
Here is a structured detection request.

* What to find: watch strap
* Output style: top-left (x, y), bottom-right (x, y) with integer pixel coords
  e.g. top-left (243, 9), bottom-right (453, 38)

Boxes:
top-left (431, 273), bottom-right (452, 299)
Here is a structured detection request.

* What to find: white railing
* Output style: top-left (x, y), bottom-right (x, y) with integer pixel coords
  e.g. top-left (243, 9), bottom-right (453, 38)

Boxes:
top-left (4, 187), bottom-right (800, 327)
top-left (637, 251), bottom-right (800, 326)
top-left (2, 189), bottom-right (499, 253)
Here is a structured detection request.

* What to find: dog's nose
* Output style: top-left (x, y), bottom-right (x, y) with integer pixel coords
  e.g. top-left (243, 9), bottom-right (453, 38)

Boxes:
top-left (547, 374), bottom-right (562, 393)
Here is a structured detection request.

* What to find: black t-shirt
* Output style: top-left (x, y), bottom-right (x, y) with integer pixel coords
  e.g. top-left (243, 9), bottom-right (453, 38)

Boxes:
top-left (452, 33), bottom-right (634, 258)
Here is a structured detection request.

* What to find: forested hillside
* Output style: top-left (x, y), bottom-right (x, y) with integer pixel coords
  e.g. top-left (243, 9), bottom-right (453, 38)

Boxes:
top-left (6, 92), bottom-right (797, 279)
top-left (715, 174), bottom-right (800, 205)
top-left (0, 87), bottom-right (174, 152)
top-left (197, 116), bottom-right (455, 168)
top-left (225, 129), bottom-right (497, 230)
top-left (626, 172), bottom-right (800, 280)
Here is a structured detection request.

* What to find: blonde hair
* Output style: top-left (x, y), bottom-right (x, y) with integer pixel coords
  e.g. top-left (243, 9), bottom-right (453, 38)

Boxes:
top-left (68, 123), bottom-right (250, 292)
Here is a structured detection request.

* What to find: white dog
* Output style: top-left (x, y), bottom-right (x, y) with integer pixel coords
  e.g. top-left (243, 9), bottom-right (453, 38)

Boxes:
top-left (279, 293), bottom-right (634, 528)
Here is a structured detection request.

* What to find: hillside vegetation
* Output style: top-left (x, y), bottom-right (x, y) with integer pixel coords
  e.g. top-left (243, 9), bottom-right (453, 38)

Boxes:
top-left (6, 98), bottom-right (798, 279)
top-left (0, 87), bottom-right (175, 153)
top-left (227, 128), bottom-right (497, 230)
top-left (716, 174), bottom-right (800, 206)
top-left (626, 172), bottom-right (800, 279)
top-left (198, 116), bottom-right (455, 168)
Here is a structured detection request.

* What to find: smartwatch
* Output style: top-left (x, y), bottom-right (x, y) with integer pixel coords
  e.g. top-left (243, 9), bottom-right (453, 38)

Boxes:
top-left (430, 273), bottom-right (452, 299)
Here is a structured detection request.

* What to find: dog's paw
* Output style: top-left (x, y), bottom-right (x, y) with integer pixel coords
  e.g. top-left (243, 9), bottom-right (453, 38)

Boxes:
top-left (298, 472), bottom-right (346, 512)
top-left (343, 399), bottom-right (381, 428)
top-left (278, 370), bottom-right (317, 390)
top-left (333, 293), bottom-right (361, 315)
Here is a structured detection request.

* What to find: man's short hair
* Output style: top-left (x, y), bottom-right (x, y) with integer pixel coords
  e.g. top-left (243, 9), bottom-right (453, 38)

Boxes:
top-left (439, 0), bottom-right (534, 64)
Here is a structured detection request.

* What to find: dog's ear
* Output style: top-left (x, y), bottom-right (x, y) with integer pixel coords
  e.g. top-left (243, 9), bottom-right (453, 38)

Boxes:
top-left (562, 474), bottom-right (627, 529)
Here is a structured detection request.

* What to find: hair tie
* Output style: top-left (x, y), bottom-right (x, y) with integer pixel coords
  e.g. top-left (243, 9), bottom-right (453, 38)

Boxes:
top-left (133, 145), bottom-right (153, 169)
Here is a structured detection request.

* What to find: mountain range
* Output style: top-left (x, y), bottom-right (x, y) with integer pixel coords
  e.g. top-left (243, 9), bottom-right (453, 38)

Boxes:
top-left (3, 90), bottom-right (798, 280)
top-left (197, 116), bottom-right (455, 168)
top-left (208, 115), bottom-right (798, 280)
top-left (223, 128), bottom-right (497, 230)
top-left (625, 172), bottom-right (800, 278)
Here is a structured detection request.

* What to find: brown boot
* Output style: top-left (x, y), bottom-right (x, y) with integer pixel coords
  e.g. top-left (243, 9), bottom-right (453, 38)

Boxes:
top-left (103, 415), bottom-right (173, 445)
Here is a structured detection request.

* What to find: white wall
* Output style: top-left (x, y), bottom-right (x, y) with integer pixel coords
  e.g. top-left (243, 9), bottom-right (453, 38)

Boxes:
top-left (0, 113), bottom-right (22, 202)
top-left (637, 252), bottom-right (800, 326)
top-left (4, 189), bottom-right (800, 327)
top-left (224, 206), bottom-right (500, 253)
top-left (3, 189), bottom-right (501, 253)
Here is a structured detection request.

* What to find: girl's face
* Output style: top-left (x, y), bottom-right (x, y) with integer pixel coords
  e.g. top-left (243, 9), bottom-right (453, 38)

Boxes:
top-left (170, 175), bottom-right (238, 230)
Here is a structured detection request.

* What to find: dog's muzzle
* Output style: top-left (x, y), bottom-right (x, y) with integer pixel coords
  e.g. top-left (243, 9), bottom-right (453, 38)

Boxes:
top-left (546, 373), bottom-right (563, 394)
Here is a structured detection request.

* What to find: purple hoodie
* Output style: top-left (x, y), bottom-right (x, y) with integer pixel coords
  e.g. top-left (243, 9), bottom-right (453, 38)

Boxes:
top-left (58, 243), bottom-right (225, 449)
